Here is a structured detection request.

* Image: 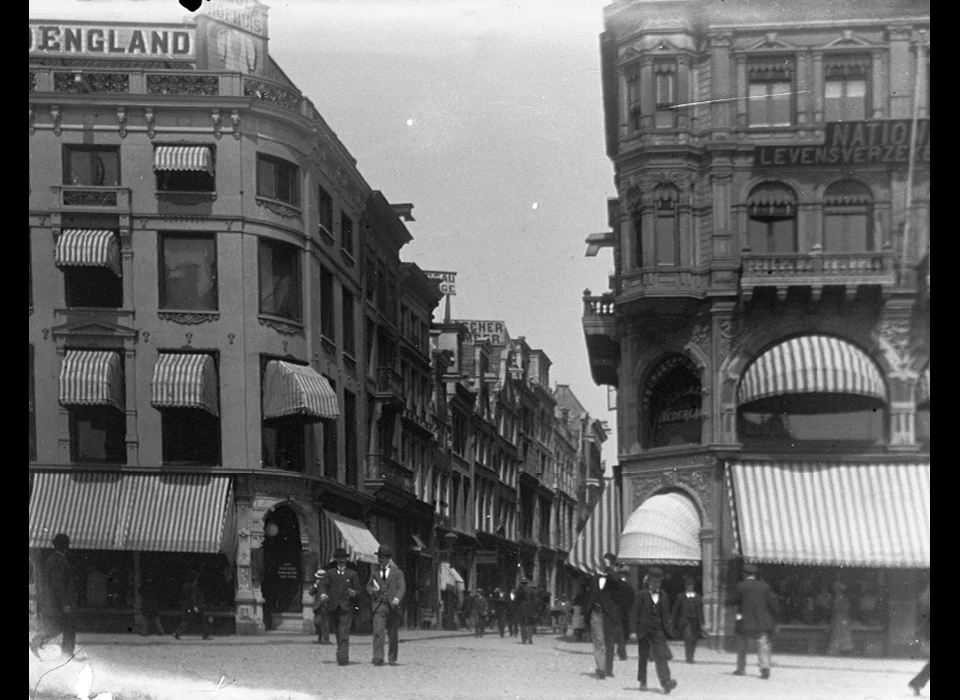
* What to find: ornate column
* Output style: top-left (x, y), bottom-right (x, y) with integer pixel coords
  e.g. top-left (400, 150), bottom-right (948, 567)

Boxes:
top-left (811, 52), bottom-right (824, 123)
top-left (873, 317), bottom-right (922, 449)
top-left (234, 489), bottom-right (264, 635)
top-left (639, 57), bottom-right (655, 131)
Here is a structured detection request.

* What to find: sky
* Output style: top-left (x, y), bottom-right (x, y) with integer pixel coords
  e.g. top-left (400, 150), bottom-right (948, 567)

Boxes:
top-left (30, 0), bottom-right (620, 464)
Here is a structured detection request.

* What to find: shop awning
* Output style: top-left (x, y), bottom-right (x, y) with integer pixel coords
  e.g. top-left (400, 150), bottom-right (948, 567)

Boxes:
top-left (917, 365), bottom-right (930, 407)
top-left (29, 472), bottom-right (234, 554)
top-left (728, 461), bottom-right (930, 567)
top-left (411, 534), bottom-right (428, 552)
top-left (439, 562), bottom-right (465, 591)
top-left (151, 352), bottom-right (219, 416)
top-left (322, 511), bottom-right (381, 564)
top-left (567, 477), bottom-right (623, 575)
top-left (154, 145), bottom-right (213, 172)
top-left (55, 229), bottom-right (121, 277)
top-left (263, 360), bottom-right (339, 420)
top-left (738, 334), bottom-right (887, 407)
top-left (618, 492), bottom-right (701, 565)
top-left (59, 350), bottom-right (124, 410)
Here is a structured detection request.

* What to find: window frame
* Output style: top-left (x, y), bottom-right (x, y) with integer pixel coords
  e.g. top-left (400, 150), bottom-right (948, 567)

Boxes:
top-left (63, 255), bottom-right (123, 309)
top-left (258, 238), bottom-right (303, 322)
top-left (747, 57), bottom-right (795, 128)
top-left (653, 63), bottom-right (677, 129)
top-left (340, 211), bottom-right (354, 258)
top-left (155, 145), bottom-right (216, 193)
top-left (318, 184), bottom-right (334, 238)
top-left (653, 195), bottom-right (679, 267)
top-left (62, 145), bottom-right (121, 187)
top-left (256, 153), bottom-right (301, 208)
top-left (823, 54), bottom-right (871, 124)
top-left (69, 404), bottom-right (127, 464)
top-left (822, 181), bottom-right (874, 253)
top-left (158, 232), bottom-right (218, 311)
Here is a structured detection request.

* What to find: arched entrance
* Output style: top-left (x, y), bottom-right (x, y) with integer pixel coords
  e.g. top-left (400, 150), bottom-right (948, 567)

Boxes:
top-left (261, 504), bottom-right (302, 630)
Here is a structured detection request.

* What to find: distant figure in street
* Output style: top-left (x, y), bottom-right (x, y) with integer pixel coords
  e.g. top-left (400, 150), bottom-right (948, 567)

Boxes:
top-left (507, 588), bottom-right (520, 637)
top-left (635, 567), bottom-right (677, 694)
top-left (173, 570), bottom-right (211, 640)
top-left (491, 588), bottom-right (508, 637)
top-left (472, 589), bottom-right (489, 637)
top-left (139, 575), bottom-right (166, 636)
top-left (583, 552), bottom-right (626, 680)
top-left (728, 563), bottom-right (779, 679)
top-left (572, 587), bottom-right (589, 642)
top-left (367, 544), bottom-right (406, 666)
top-left (308, 569), bottom-right (331, 644)
top-left (672, 575), bottom-right (706, 663)
top-left (908, 582), bottom-right (930, 696)
top-left (614, 563), bottom-right (635, 660)
top-left (516, 579), bottom-right (538, 644)
top-left (317, 548), bottom-right (361, 665)
top-left (460, 590), bottom-right (473, 631)
top-left (30, 533), bottom-right (77, 660)
top-left (828, 580), bottom-right (854, 655)
top-left (555, 595), bottom-right (571, 637)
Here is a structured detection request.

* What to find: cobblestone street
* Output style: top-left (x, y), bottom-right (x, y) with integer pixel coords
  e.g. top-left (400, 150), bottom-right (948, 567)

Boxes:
top-left (29, 629), bottom-right (930, 700)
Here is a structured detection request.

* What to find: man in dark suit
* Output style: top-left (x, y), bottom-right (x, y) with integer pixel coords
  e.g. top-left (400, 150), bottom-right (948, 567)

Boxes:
top-left (491, 588), bottom-right (508, 637)
top-left (367, 544), bottom-right (407, 666)
top-left (728, 563), bottom-right (779, 679)
top-left (635, 567), bottom-right (677, 694)
top-left (507, 587), bottom-right (520, 637)
top-left (672, 575), bottom-right (706, 663)
top-left (30, 533), bottom-right (77, 660)
top-left (583, 552), bottom-right (626, 680)
top-left (316, 547), bottom-right (361, 665)
top-left (516, 579), bottom-right (538, 644)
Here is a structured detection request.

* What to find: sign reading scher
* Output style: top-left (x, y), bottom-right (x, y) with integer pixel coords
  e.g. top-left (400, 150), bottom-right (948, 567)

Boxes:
top-left (29, 22), bottom-right (195, 60)
top-left (755, 119), bottom-right (930, 167)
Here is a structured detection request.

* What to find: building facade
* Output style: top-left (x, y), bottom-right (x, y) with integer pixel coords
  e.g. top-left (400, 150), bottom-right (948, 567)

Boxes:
top-left (584, 0), bottom-right (929, 656)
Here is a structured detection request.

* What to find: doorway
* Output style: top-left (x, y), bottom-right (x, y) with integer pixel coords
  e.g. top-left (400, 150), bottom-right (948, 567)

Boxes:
top-left (261, 505), bottom-right (303, 629)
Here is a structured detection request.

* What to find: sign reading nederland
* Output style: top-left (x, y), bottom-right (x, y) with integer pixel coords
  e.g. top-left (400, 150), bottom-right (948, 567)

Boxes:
top-left (754, 119), bottom-right (930, 167)
top-left (29, 22), bottom-right (196, 60)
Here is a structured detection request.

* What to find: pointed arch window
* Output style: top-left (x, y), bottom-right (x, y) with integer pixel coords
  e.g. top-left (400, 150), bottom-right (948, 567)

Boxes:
top-left (747, 183), bottom-right (797, 253)
top-left (823, 180), bottom-right (874, 252)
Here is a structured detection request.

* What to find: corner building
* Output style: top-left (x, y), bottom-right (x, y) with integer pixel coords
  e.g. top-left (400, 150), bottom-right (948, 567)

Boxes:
top-left (584, 0), bottom-right (929, 656)
top-left (28, 1), bottom-right (440, 635)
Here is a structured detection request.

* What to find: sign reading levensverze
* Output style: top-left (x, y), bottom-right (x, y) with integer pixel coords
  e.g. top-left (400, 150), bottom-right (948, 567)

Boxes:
top-left (754, 119), bottom-right (930, 167)
top-left (29, 22), bottom-right (195, 60)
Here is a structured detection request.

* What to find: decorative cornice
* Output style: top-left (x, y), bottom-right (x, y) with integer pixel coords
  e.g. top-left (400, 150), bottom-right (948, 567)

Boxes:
top-left (255, 197), bottom-right (302, 219)
top-left (157, 312), bottom-right (220, 325)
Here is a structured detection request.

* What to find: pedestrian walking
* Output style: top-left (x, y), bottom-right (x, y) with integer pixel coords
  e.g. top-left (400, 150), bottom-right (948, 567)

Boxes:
top-left (556, 595), bottom-right (571, 637)
top-left (308, 569), bottom-right (331, 644)
top-left (827, 580), bottom-right (854, 655)
top-left (517, 579), bottom-right (538, 644)
top-left (139, 575), bottom-right (166, 637)
top-left (491, 588), bottom-right (508, 637)
top-left (615, 563), bottom-right (635, 660)
top-left (460, 589), bottom-right (473, 631)
top-left (671, 575), bottom-right (706, 663)
top-left (507, 587), bottom-right (520, 637)
top-left (583, 552), bottom-right (626, 680)
top-left (367, 544), bottom-right (406, 666)
top-left (728, 563), bottom-right (779, 679)
top-left (317, 547), bottom-right (361, 666)
top-left (173, 570), bottom-right (211, 640)
top-left (472, 589), bottom-right (489, 637)
top-left (908, 581), bottom-right (930, 696)
top-left (30, 532), bottom-right (78, 660)
top-left (572, 587), bottom-right (589, 642)
top-left (635, 567), bottom-right (677, 694)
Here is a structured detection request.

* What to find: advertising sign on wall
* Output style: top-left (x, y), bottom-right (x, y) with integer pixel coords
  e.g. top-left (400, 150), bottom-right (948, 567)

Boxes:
top-left (424, 270), bottom-right (457, 296)
top-left (454, 320), bottom-right (508, 346)
top-left (29, 22), bottom-right (196, 60)
top-left (754, 119), bottom-right (930, 167)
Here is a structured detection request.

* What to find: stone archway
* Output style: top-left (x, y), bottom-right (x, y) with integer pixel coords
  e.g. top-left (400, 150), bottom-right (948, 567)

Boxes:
top-left (261, 503), bottom-right (305, 630)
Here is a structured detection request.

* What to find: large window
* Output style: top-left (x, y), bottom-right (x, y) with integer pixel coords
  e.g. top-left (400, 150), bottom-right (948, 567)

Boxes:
top-left (155, 146), bottom-right (215, 193)
top-left (318, 185), bottom-right (334, 236)
top-left (654, 63), bottom-right (677, 129)
top-left (747, 183), bottom-right (797, 253)
top-left (63, 146), bottom-right (120, 186)
top-left (748, 57), bottom-right (793, 127)
top-left (162, 408), bottom-right (220, 465)
top-left (340, 212), bottom-right (354, 258)
top-left (653, 186), bottom-right (679, 266)
top-left (159, 234), bottom-right (217, 310)
top-left (823, 180), bottom-right (874, 252)
top-left (70, 406), bottom-right (126, 463)
top-left (824, 55), bottom-right (869, 123)
top-left (65, 266), bottom-right (123, 308)
top-left (262, 415), bottom-right (306, 473)
top-left (644, 355), bottom-right (702, 448)
top-left (59, 230), bottom-right (123, 309)
top-left (341, 288), bottom-right (355, 356)
top-left (258, 239), bottom-right (302, 321)
top-left (256, 153), bottom-right (300, 207)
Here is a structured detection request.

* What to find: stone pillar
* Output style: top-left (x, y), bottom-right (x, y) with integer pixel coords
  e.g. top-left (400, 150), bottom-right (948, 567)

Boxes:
top-left (887, 25), bottom-right (914, 119)
top-left (639, 58), bottom-right (655, 130)
top-left (234, 495), bottom-right (264, 635)
top-left (708, 32), bottom-right (732, 134)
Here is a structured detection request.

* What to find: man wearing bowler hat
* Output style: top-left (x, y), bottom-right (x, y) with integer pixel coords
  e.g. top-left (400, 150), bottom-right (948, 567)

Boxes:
top-left (635, 567), bottom-right (677, 693)
top-left (367, 544), bottom-right (406, 666)
top-left (316, 547), bottom-right (361, 665)
top-left (728, 563), bottom-right (779, 679)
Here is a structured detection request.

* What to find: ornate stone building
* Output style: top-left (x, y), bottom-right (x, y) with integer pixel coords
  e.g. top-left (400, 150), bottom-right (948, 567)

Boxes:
top-left (584, 0), bottom-right (929, 655)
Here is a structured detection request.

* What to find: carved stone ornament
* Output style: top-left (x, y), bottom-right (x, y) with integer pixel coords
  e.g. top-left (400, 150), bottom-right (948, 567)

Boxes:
top-left (637, 171), bottom-right (694, 193)
top-left (231, 110), bottom-right (241, 139)
top-left (629, 468), bottom-right (713, 523)
top-left (256, 197), bottom-right (302, 219)
top-left (51, 105), bottom-right (62, 136)
top-left (116, 107), bottom-right (127, 138)
top-left (157, 312), bottom-right (220, 325)
top-left (145, 108), bottom-right (155, 138)
top-left (873, 319), bottom-right (920, 381)
top-left (212, 109), bottom-right (222, 139)
top-left (717, 319), bottom-right (735, 359)
top-left (689, 320), bottom-right (710, 358)
top-left (259, 317), bottom-right (304, 336)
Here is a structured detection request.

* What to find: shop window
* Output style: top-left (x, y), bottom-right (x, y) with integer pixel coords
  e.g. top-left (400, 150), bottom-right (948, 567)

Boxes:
top-left (759, 564), bottom-right (888, 628)
top-left (161, 408), bottom-right (220, 465)
top-left (747, 57), bottom-right (794, 127)
top-left (653, 186), bottom-right (679, 266)
top-left (747, 183), bottom-right (797, 253)
top-left (262, 415), bottom-right (306, 473)
top-left (256, 153), bottom-right (300, 207)
top-left (70, 405), bottom-right (126, 463)
top-left (823, 180), bottom-right (874, 252)
top-left (824, 55), bottom-right (869, 123)
top-left (159, 234), bottom-right (217, 310)
top-left (318, 184), bottom-right (334, 237)
top-left (643, 355), bottom-right (702, 448)
top-left (258, 239), bottom-right (302, 322)
top-left (654, 63), bottom-right (677, 129)
top-left (63, 145), bottom-right (120, 186)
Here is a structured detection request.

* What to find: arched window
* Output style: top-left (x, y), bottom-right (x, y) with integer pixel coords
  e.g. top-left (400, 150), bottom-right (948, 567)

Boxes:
top-left (653, 185), bottom-right (679, 266)
top-left (737, 335), bottom-right (887, 448)
top-left (643, 355), bottom-right (702, 448)
top-left (823, 180), bottom-right (874, 252)
top-left (747, 183), bottom-right (797, 253)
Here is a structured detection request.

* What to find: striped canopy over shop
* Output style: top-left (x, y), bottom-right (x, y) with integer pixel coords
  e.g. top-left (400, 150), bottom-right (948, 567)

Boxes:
top-left (154, 145), bottom-right (213, 172)
top-left (738, 334), bottom-right (886, 408)
top-left (55, 229), bottom-right (121, 277)
top-left (151, 352), bottom-right (219, 415)
top-left (29, 472), bottom-right (235, 555)
top-left (59, 350), bottom-right (124, 410)
top-left (728, 461), bottom-right (930, 568)
top-left (439, 562), bottom-right (465, 591)
top-left (320, 511), bottom-right (381, 566)
top-left (917, 365), bottom-right (930, 407)
top-left (567, 477), bottom-right (623, 575)
top-left (618, 492), bottom-right (701, 565)
top-left (263, 360), bottom-right (339, 420)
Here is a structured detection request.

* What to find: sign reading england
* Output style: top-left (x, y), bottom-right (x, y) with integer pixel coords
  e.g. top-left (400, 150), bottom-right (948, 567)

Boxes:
top-left (29, 22), bottom-right (195, 60)
top-left (754, 119), bottom-right (930, 167)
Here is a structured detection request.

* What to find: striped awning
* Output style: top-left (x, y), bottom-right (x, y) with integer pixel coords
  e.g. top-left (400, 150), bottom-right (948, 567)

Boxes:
top-left (728, 461), bottom-right (930, 567)
top-left (59, 350), bottom-right (124, 410)
top-left (29, 472), bottom-right (233, 553)
top-left (917, 365), bottom-right (930, 407)
top-left (738, 334), bottom-right (886, 407)
top-left (618, 492), bottom-right (701, 565)
top-left (263, 360), bottom-right (339, 420)
top-left (322, 511), bottom-right (381, 565)
top-left (55, 229), bottom-right (121, 277)
top-left (439, 561), bottom-right (465, 591)
top-left (154, 145), bottom-right (213, 173)
top-left (151, 352), bottom-right (219, 416)
top-left (567, 477), bottom-right (623, 575)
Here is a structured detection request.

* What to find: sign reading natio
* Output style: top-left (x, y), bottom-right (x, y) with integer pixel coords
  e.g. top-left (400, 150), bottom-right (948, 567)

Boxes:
top-left (29, 22), bottom-right (195, 60)
top-left (423, 270), bottom-right (457, 296)
top-left (754, 119), bottom-right (930, 167)
top-left (455, 320), bottom-right (508, 346)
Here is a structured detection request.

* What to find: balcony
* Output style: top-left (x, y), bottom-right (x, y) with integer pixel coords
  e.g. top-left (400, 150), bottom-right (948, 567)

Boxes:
top-left (375, 366), bottom-right (405, 410)
top-left (581, 291), bottom-right (619, 387)
top-left (52, 186), bottom-right (132, 213)
top-left (740, 249), bottom-right (896, 300)
top-left (364, 454), bottom-right (414, 493)
top-left (401, 408), bottom-right (436, 438)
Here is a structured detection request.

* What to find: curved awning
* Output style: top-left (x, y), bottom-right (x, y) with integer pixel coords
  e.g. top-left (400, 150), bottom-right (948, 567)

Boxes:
top-left (917, 365), bottom-right (930, 407)
top-left (738, 334), bottom-right (886, 408)
top-left (440, 562), bottom-right (465, 591)
top-left (263, 360), bottom-right (339, 420)
top-left (55, 229), bottom-right (121, 277)
top-left (321, 511), bottom-right (380, 565)
top-left (618, 492), bottom-right (701, 565)
top-left (59, 350), bottom-right (124, 410)
top-left (151, 352), bottom-right (219, 416)
top-left (154, 145), bottom-right (213, 172)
